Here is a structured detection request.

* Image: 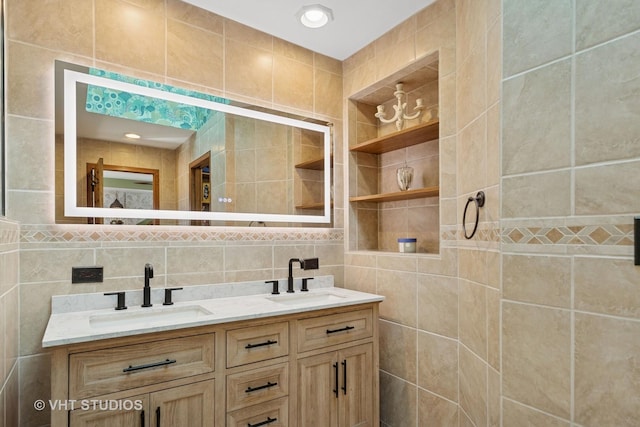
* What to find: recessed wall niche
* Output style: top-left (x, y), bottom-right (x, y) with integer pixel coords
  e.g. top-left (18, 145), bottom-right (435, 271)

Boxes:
top-left (348, 55), bottom-right (440, 254)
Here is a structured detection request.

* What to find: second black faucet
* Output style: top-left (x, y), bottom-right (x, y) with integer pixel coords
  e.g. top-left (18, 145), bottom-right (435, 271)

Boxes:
top-left (142, 263), bottom-right (154, 307)
top-left (287, 257), bottom-right (319, 293)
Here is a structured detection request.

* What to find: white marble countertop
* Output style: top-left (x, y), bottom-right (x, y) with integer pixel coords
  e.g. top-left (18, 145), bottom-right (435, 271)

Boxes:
top-left (42, 276), bottom-right (384, 348)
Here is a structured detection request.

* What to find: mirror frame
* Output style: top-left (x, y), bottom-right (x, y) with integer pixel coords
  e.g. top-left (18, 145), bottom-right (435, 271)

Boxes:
top-left (63, 69), bottom-right (332, 224)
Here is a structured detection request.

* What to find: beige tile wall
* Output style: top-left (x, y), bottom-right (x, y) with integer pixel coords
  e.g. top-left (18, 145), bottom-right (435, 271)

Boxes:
top-left (0, 219), bottom-right (20, 427)
top-left (502, 0), bottom-right (640, 426)
top-left (344, 0), bottom-right (502, 425)
top-left (4, 0), bottom-right (344, 424)
top-left (455, 0), bottom-right (501, 426)
top-left (7, 0), bottom-right (637, 426)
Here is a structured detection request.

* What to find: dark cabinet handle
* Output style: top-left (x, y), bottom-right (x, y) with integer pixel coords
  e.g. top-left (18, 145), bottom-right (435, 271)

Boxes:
top-left (123, 358), bottom-right (176, 373)
top-left (326, 325), bottom-right (355, 335)
top-left (333, 362), bottom-right (339, 397)
top-left (140, 410), bottom-right (144, 427)
top-left (245, 339), bottom-right (278, 349)
top-left (248, 416), bottom-right (278, 427)
top-left (341, 360), bottom-right (347, 395)
top-left (156, 407), bottom-right (160, 427)
top-left (245, 381), bottom-right (278, 393)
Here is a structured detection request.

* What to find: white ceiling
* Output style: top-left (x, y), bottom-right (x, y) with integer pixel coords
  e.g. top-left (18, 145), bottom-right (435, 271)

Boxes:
top-left (182, 0), bottom-right (436, 60)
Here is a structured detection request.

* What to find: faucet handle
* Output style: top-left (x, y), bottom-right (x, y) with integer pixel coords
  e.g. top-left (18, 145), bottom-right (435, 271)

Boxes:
top-left (145, 263), bottom-right (154, 278)
top-left (301, 277), bottom-right (314, 292)
top-left (266, 280), bottom-right (280, 295)
top-left (163, 287), bottom-right (183, 306)
top-left (104, 291), bottom-right (127, 310)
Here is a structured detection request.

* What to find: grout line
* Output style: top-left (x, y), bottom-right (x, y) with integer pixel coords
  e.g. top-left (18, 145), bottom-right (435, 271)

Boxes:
top-left (503, 27), bottom-right (640, 83)
top-left (416, 383), bottom-right (459, 407)
top-left (572, 308), bottom-right (640, 324)
top-left (570, 253), bottom-right (576, 423)
top-left (502, 396), bottom-right (573, 425)
top-left (503, 298), bottom-right (640, 324)
top-left (92, 0), bottom-right (96, 66)
top-left (570, 17), bottom-right (576, 221)
top-left (573, 157), bottom-right (640, 169)
top-left (164, 0), bottom-right (168, 80)
top-left (503, 54), bottom-right (574, 82)
top-left (502, 166), bottom-right (573, 179)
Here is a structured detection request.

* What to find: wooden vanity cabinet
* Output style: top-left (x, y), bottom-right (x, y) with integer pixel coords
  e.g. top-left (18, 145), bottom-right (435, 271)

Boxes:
top-left (297, 344), bottom-right (373, 427)
top-left (295, 309), bottom-right (376, 427)
top-left (225, 321), bottom-right (291, 427)
top-left (149, 380), bottom-right (215, 426)
top-left (69, 381), bottom-right (215, 427)
top-left (68, 394), bottom-right (148, 427)
top-left (58, 331), bottom-right (217, 427)
top-left (50, 303), bottom-right (379, 427)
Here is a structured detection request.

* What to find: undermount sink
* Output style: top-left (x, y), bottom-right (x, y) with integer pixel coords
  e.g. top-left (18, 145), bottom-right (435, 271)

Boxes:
top-left (265, 291), bottom-right (347, 306)
top-left (89, 304), bottom-right (213, 329)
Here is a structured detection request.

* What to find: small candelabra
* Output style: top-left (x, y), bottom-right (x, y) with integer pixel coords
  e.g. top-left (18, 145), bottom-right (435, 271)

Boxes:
top-left (375, 83), bottom-right (424, 131)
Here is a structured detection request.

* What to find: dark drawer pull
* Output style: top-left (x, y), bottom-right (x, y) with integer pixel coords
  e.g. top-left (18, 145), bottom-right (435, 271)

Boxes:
top-left (123, 358), bottom-right (176, 373)
top-left (245, 339), bottom-right (278, 349)
top-left (333, 362), bottom-right (339, 397)
top-left (246, 381), bottom-right (278, 393)
top-left (248, 417), bottom-right (277, 427)
top-left (341, 360), bottom-right (347, 395)
top-left (326, 325), bottom-right (355, 335)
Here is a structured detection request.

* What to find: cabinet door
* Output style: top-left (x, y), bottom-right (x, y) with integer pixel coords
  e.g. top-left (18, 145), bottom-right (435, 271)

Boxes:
top-left (149, 380), bottom-right (215, 427)
top-left (297, 352), bottom-right (338, 427)
top-left (69, 395), bottom-right (148, 427)
top-left (337, 344), bottom-right (374, 427)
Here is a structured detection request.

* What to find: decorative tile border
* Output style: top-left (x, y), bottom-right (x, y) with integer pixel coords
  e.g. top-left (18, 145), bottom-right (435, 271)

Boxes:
top-left (502, 223), bottom-right (633, 246)
top-left (441, 223), bottom-right (501, 243)
top-left (20, 226), bottom-right (344, 244)
top-left (16, 222), bottom-right (633, 247)
top-left (440, 221), bottom-right (633, 247)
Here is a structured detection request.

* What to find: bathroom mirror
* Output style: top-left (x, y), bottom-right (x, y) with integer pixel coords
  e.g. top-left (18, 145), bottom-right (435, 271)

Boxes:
top-left (55, 62), bottom-right (331, 225)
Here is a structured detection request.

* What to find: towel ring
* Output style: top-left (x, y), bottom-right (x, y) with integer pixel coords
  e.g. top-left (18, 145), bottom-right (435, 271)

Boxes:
top-left (463, 191), bottom-right (485, 239)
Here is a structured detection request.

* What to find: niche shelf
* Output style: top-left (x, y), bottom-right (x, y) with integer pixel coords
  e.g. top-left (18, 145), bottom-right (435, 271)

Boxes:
top-left (347, 57), bottom-right (442, 254)
top-left (295, 202), bottom-right (333, 210)
top-left (295, 155), bottom-right (333, 170)
top-left (349, 120), bottom-right (440, 204)
top-left (349, 186), bottom-right (439, 203)
top-left (350, 119), bottom-right (439, 154)
top-left (294, 154), bottom-right (331, 213)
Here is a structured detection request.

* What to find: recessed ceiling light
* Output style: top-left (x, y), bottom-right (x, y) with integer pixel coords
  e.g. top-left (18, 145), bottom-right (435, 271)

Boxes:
top-left (124, 132), bottom-right (141, 139)
top-left (296, 4), bottom-right (333, 29)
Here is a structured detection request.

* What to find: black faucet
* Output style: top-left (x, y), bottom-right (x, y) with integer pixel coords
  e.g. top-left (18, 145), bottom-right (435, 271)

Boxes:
top-left (287, 258), bottom-right (319, 293)
top-left (142, 263), bottom-right (154, 307)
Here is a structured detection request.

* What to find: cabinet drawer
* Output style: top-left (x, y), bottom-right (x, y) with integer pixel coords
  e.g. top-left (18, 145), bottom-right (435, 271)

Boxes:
top-left (227, 322), bottom-right (289, 368)
top-left (227, 396), bottom-right (288, 427)
top-left (69, 333), bottom-right (215, 399)
top-left (227, 363), bottom-right (288, 411)
top-left (297, 308), bottom-right (373, 353)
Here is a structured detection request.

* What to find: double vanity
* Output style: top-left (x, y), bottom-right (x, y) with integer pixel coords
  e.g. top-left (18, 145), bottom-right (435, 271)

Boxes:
top-left (43, 276), bottom-right (383, 427)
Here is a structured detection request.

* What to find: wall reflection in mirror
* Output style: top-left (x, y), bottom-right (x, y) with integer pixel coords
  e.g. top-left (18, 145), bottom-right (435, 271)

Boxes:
top-left (55, 61), bottom-right (332, 227)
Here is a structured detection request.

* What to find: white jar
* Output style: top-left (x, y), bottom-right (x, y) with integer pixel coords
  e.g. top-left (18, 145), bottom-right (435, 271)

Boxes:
top-left (398, 238), bottom-right (416, 253)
